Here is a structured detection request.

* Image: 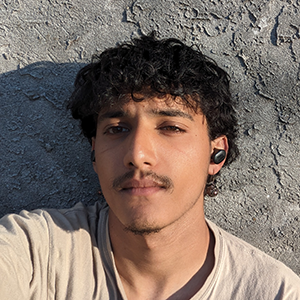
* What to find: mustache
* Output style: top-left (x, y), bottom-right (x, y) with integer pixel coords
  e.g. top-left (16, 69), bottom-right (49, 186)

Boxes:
top-left (112, 170), bottom-right (174, 191)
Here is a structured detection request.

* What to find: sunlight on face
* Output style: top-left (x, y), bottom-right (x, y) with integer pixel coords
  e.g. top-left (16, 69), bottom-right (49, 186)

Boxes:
top-left (92, 96), bottom-right (225, 235)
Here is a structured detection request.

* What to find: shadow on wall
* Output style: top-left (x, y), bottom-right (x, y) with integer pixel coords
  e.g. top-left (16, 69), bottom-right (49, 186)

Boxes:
top-left (0, 61), bottom-right (101, 217)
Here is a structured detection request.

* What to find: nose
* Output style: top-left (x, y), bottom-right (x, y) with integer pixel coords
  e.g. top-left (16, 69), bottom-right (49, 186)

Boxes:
top-left (123, 126), bottom-right (157, 169)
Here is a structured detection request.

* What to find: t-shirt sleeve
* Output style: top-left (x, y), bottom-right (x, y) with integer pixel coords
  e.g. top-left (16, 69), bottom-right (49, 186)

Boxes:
top-left (0, 210), bottom-right (50, 299)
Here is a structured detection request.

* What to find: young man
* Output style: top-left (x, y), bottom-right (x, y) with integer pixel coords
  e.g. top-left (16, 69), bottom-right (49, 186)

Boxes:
top-left (0, 33), bottom-right (299, 299)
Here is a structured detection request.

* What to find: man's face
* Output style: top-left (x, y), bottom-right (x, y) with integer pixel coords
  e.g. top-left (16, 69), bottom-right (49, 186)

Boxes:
top-left (92, 96), bottom-right (226, 234)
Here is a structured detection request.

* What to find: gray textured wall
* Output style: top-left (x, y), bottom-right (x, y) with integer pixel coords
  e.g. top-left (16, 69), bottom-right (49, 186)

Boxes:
top-left (1, 0), bottom-right (299, 274)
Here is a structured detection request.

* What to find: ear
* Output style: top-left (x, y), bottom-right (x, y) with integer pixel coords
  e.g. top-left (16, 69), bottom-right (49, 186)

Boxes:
top-left (208, 135), bottom-right (229, 176)
top-left (91, 137), bottom-right (98, 174)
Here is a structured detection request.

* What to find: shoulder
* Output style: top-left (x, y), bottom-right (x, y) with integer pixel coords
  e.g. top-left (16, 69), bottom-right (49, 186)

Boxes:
top-left (41, 201), bottom-right (108, 231)
top-left (207, 220), bottom-right (300, 298)
top-left (0, 201), bottom-right (108, 244)
top-left (0, 202), bottom-right (112, 299)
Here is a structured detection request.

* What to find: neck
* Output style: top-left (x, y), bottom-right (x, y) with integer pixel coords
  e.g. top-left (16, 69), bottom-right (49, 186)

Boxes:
top-left (108, 200), bottom-right (215, 300)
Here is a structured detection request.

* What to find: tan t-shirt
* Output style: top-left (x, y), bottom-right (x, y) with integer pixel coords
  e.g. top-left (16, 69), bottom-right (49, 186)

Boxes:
top-left (0, 201), bottom-right (299, 299)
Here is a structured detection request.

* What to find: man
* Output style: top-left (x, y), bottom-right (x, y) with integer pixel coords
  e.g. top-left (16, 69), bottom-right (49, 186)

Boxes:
top-left (0, 33), bottom-right (299, 299)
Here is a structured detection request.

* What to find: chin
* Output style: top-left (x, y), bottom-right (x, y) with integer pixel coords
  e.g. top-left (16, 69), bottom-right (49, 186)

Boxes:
top-left (122, 215), bottom-right (167, 236)
top-left (124, 223), bottom-right (163, 236)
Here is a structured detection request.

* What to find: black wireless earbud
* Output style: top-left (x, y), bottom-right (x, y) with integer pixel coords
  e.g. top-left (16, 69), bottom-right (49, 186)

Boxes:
top-left (91, 150), bottom-right (95, 162)
top-left (212, 149), bottom-right (226, 164)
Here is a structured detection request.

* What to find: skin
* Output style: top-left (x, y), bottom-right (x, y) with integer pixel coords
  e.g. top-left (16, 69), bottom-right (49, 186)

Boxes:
top-left (92, 96), bottom-right (228, 299)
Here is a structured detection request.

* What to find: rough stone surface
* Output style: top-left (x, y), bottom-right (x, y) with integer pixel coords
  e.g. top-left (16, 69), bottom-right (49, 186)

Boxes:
top-left (0, 0), bottom-right (299, 274)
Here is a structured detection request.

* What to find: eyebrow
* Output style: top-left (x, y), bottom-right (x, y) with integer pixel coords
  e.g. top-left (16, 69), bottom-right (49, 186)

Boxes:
top-left (98, 110), bottom-right (126, 122)
top-left (97, 108), bottom-right (195, 122)
top-left (150, 109), bottom-right (195, 121)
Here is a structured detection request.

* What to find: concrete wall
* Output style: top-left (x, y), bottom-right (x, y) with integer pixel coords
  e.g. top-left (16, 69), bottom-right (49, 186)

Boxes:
top-left (1, 0), bottom-right (299, 274)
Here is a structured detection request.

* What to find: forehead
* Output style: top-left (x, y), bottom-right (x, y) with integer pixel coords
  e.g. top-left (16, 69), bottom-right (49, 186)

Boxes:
top-left (97, 95), bottom-right (203, 122)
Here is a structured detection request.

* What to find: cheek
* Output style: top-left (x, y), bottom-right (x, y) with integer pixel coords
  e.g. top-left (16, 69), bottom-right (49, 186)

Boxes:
top-left (170, 142), bottom-right (211, 186)
top-left (93, 151), bottom-right (110, 182)
top-left (94, 150), bottom-right (124, 191)
top-left (171, 138), bottom-right (210, 169)
top-left (95, 142), bottom-right (123, 170)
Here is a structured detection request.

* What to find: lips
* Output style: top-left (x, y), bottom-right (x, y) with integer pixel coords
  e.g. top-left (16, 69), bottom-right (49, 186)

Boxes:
top-left (121, 179), bottom-right (165, 190)
top-left (112, 170), bottom-right (174, 194)
top-left (119, 179), bottom-right (165, 196)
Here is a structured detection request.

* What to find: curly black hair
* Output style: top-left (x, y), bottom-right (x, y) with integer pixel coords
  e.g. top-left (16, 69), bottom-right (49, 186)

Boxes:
top-left (68, 32), bottom-right (239, 166)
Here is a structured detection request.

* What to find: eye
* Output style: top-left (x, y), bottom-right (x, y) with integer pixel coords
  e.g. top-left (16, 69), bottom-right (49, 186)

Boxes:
top-left (160, 125), bottom-right (186, 133)
top-left (104, 126), bottom-right (129, 135)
